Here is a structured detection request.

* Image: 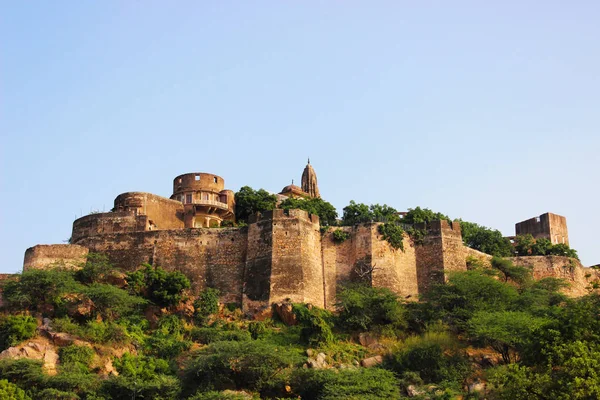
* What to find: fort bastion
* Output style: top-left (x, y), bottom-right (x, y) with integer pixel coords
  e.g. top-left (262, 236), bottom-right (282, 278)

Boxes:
top-left (20, 162), bottom-right (598, 313)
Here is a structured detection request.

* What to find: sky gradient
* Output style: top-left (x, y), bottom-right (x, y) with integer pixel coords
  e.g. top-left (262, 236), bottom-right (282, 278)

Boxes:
top-left (2, 1), bottom-right (599, 273)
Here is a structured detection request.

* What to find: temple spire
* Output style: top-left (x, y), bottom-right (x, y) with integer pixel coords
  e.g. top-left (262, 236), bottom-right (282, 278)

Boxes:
top-left (301, 159), bottom-right (320, 198)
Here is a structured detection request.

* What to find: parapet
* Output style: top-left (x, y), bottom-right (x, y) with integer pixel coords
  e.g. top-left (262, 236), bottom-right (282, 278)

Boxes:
top-left (247, 208), bottom-right (320, 225)
top-left (413, 220), bottom-right (461, 234)
top-left (172, 172), bottom-right (225, 195)
top-left (23, 244), bottom-right (89, 271)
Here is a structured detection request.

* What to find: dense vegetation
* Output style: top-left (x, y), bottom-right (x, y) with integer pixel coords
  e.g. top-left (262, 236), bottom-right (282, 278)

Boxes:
top-left (0, 251), bottom-right (597, 399)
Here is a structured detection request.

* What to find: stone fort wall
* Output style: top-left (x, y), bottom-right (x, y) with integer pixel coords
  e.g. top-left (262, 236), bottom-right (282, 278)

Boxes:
top-left (25, 211), bottom-right (470, 312)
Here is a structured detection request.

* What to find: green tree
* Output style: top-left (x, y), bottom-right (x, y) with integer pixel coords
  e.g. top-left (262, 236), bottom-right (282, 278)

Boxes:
top-left (234, 186), bottom-right (278, 223)
top-left (126, 264), bottom-right (190, 308)
top-left (468, 311), bottom-right (549, 363)
top-left (369, 204), bottom-right (400, 223)
top-left (491, 257), bottom-right (532, 285)
top-left (401, 206), bottom-right (450, 224)
top-left (292, 304), bottom-right (334, 346)
top-left (460, 220), bottom-right (514, 257)
top-left (0, 379), bottom-right (30, 400)
top-left (82, 283), bottom-right (146, 320)
top-left (181, 341), bottom-right (302, 395)
top-left (341, 201), bottom-right (372, 225)
top-left (336, 285), bottom-right (406, 332)
top-left (75, 253), bottom-right (114, 284)
top-left (514, 234), bottom-right (536, 256)
top-left (0, 315), bottom-right (37, 351)
top-left (194, 288), bottom-right (220, 325)
top-left (279, 197), bottom-right (338, 226)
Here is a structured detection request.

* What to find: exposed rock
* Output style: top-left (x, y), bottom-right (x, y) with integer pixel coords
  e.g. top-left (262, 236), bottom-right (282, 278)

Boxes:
top-left (406, 385), bottom-right (423, 397)
top-left (358, 332), bottom-right (378, 347)
top-left (274, 302), bottom-right (297, 326)
top-left (43, 348), bottom-right (59, 375)
top-left (306, 349), bottom-right (314, 357)
top-left (316, 352), bottom-right (327, 363)
top-left (360, 355), bottom-right (383, 368)
top-left (52, 332), bottom-right (76, 346)
top-left (468, 379), bottom-right (486, 394)
top-left (306, 352), bottom-right (329, 369)
top-left (0, 347), bottom-right (22, 359)
top-left (104, 271), bottom-right (127, 288)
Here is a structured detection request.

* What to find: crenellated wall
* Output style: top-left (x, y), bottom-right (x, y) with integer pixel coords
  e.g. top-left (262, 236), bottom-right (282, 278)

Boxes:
top-left (27, 211), bottom-right (592, 314)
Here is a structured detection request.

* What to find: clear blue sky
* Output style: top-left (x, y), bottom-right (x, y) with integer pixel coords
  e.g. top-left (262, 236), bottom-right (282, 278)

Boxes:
top-left (2, 2), bottom-right (599, 273)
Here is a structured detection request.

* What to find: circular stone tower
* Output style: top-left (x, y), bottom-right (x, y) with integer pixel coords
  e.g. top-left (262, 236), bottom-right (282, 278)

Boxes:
top-left (170, 172), bottom-right (235, 228)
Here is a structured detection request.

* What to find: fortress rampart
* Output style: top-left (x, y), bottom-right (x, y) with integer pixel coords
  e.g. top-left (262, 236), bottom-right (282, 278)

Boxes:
top-left (26, 210), bottom-right (473, 313)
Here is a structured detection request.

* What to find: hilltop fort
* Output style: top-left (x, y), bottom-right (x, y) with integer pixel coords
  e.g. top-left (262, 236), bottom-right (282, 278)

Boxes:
top-left (21, 162), bottom-right (597, 314)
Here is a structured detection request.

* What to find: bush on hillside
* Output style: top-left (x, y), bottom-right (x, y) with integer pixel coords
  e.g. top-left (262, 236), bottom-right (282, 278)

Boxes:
top-left (126, 264), bottom-right (190, 308)
top-left (0, 315), bottom-right (37, 351)
top-left (336, 284), bottom-right (406, 333)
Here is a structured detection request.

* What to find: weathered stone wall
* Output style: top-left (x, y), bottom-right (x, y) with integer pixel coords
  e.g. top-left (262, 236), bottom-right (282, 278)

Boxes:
top-left (78, 228), bottom-right (247, 304)
top-left (370, 225), bottom-right (419, 301)
top-left (23, 244), bottom-right (89, 271)
top-left (243, 213), bottom-right (274, 313)
top-left (464, 247), bottom-right (493, 268)
top-left (72, 211), bottom-right (145, 243)
top-left (516, 212), bottom-right (569, 245)
top-left (113, 192), bottom-right (184, 231)
top-left (507, 256), bottom-right (599, 297)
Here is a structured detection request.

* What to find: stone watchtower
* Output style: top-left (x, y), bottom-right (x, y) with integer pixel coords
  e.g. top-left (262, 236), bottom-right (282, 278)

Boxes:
top-left (301, 159), bottom-right (320, 198)
top-left (515, 212), bottom-right (569, 246)
top-left (170, 173), bottom-right (235, 228)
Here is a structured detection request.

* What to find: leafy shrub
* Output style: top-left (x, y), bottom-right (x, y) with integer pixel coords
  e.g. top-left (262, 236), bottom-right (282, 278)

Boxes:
top-left (0, 379), bottom-right (30, 400)
top-left (234, 186), bottom-right (278, 223)
top-left (389, 331), bottom-right (470, 384)
top-left (491, 257), bottom-right (532, 285)
top-left (421, 270), bottom-right (519, 327)
top-left (248, 321), bottom-right (266, 340)
top-left (290, 368), bottom-right (401, 400)
top-left (378, 222), bottom-right (405, 250)
top-left (1, 269), bottom-right (83, 314)
top-left (190, 327), bottom-right (251, 344)
top-left (126, 264), bottom-right (190, 308)
top-left (0, 315), bottom-right (37, 351)
top-left (194, 288), bottom-right (220, 325)
top-left (460, 220), bottom-right (514, 257)
top-left (336, 284), bottom-right (406, 333)
top-left (0, 359), bottom-right (46, 392)
top-left (468, 311), bottom-right (550, 363)
top-left (81, 320), bottom-right (130, 344)
top-left (292, 304), bottom-right (334, 346)
top-left (181, 341), bottom-right (302, 395)
top-left (332, 229), bottom-right (350, 243)
top-left (279, 197), bottom-right (339, 226)
top-left (36, 388), bottom-right (80, 400)
top-left (59, 345), bottom-right (94, 372)
top-left (146, 323), bottom-right (191, 360)
top-left (113, 353), bottom-right (171, 380)
top-left (74, 253), bottom-right (113, 284)
top-left (81, 283), bottom-right (146, 320)
top-left (101, 375), bottom-right (181, 400)
top-left (188, 391), bottom-right (259, 400)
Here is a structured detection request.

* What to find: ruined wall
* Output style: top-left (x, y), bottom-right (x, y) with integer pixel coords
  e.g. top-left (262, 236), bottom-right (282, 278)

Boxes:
top-left (464, 247), bottom-right (493, 268)
top-left (72, 211), bottom-right (145, 243)
top-left (23, 244), bottom-right (89, 271)
top-left (114, 192), bottom-right (184, 231)
top-left (78, 228), bottom-right (247, 304)
top-left (507, 256), bottom-right (598, 297)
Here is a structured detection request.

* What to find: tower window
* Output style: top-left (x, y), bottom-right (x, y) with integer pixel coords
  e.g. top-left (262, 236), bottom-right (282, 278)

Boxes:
top-left (178, 178), bottom-right (182, 184)
top-left (214, 177), bottom-right (218, 183)
top-left (186, 194), bottom-right (192, 203)
top-left (195, 175), bottom-right (200, 181)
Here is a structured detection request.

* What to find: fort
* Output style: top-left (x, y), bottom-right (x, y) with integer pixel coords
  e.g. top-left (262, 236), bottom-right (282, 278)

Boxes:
top-left (20, 162), bottom-right (599, 313)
